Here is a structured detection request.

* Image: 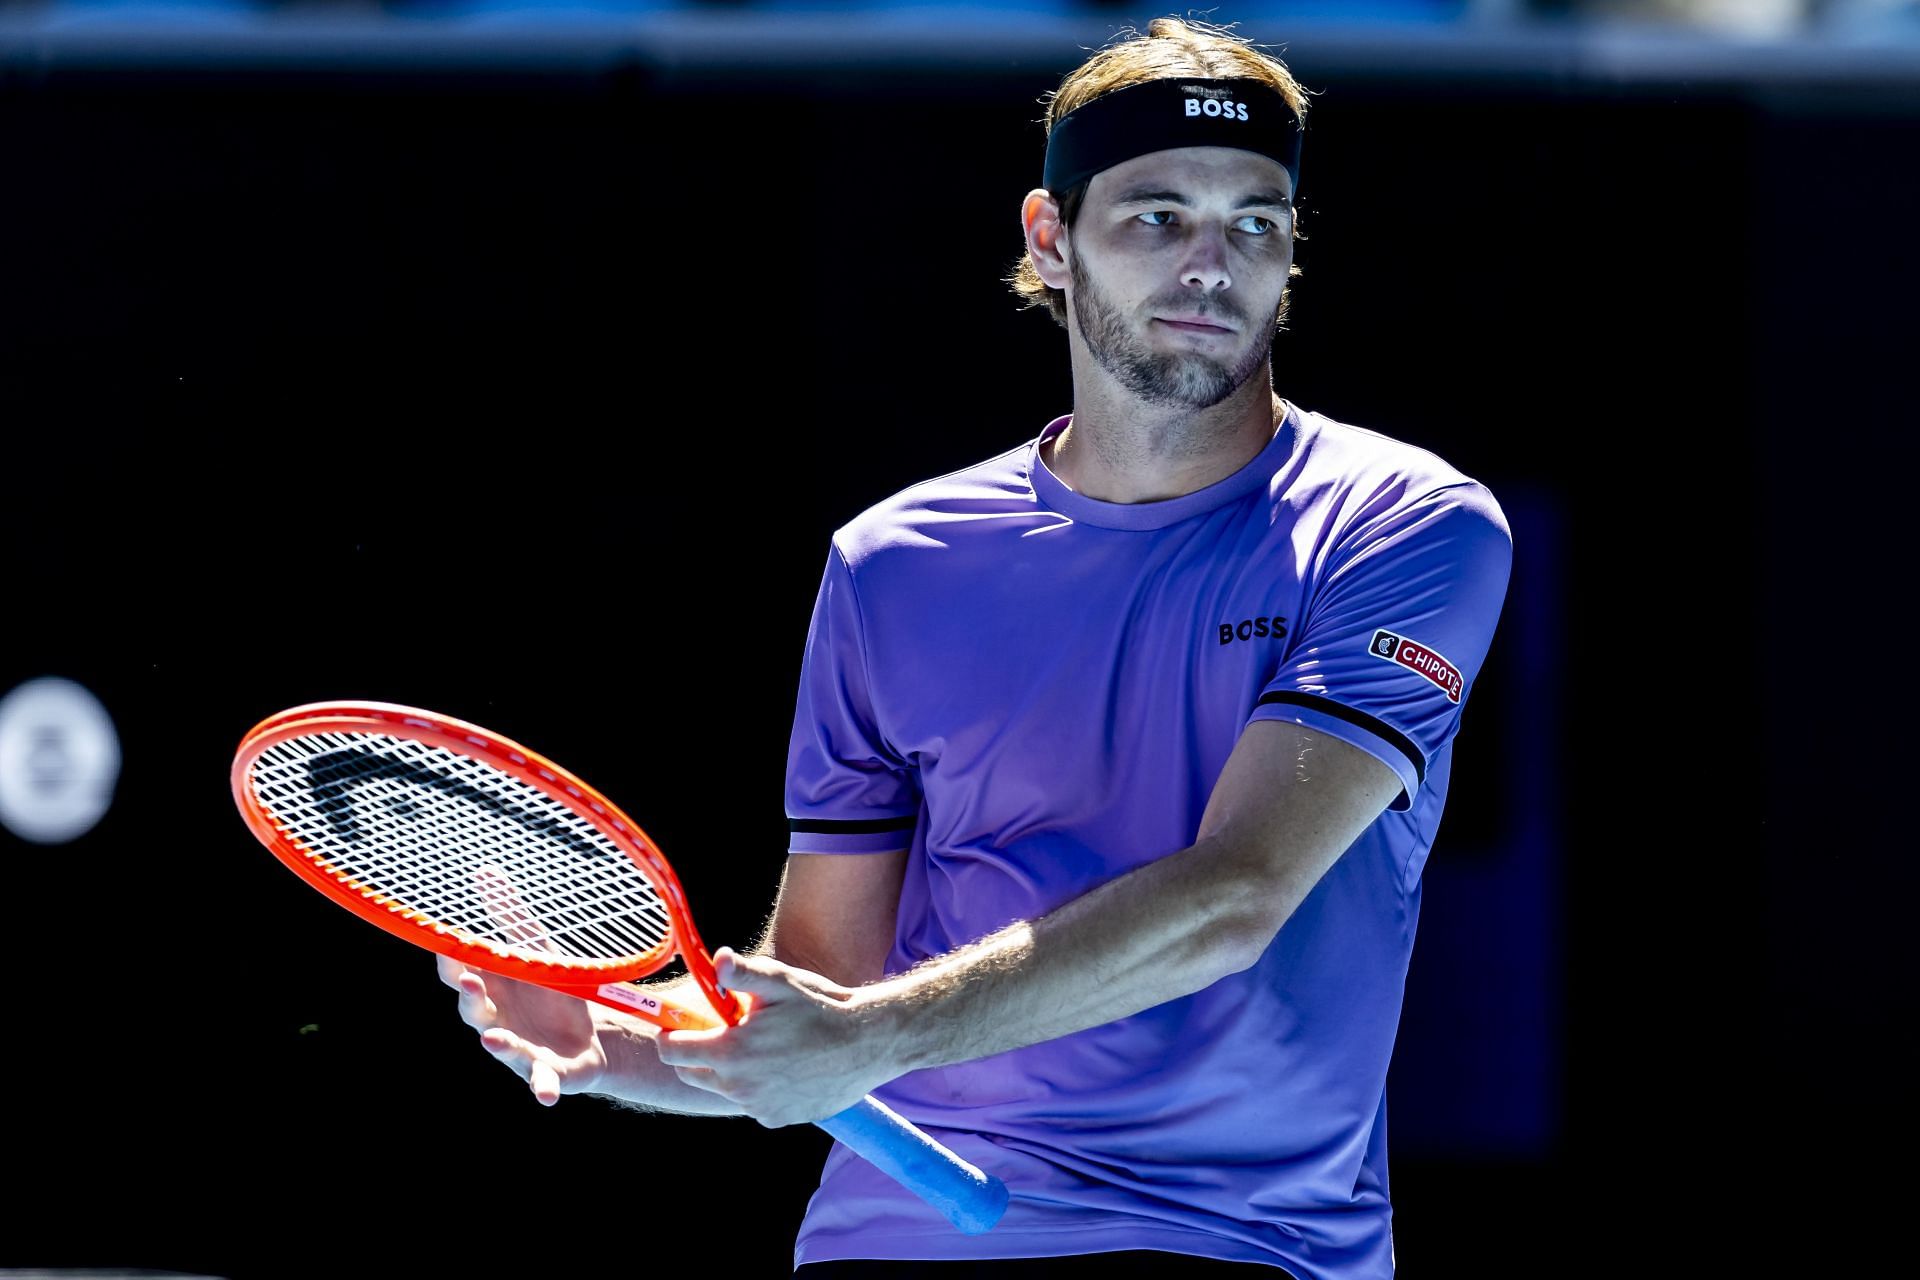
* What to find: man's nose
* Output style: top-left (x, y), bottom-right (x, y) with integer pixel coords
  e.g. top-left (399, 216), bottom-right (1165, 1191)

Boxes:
top-left (1181, 225), bottom-right (1232, 292)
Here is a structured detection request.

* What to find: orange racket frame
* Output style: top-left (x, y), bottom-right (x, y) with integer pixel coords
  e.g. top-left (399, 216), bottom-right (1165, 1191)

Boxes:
top-left (231, 701), bottom-right (735, 1032)
top-left (230, 699), bottom-right (1010, 1235)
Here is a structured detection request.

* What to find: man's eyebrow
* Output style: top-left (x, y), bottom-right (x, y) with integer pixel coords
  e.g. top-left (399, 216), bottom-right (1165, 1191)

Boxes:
top-left (1109, 186), bottom-right (1294, 211)
top-left (1241, 188), bottom-right (1296, 211)
top-left (1109, 187), bottom-right (1189, 207)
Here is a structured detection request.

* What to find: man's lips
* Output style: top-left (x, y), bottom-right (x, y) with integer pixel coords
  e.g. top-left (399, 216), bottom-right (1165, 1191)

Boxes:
top-left (1155, 316), bottom-right (1234, 333)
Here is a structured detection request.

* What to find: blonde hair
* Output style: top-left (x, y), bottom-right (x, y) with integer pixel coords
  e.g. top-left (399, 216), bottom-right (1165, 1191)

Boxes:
top-left (1006, 16), bottom-right (1312, 330)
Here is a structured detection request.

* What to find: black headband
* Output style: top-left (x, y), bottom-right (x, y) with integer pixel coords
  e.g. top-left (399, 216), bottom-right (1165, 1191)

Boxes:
top-left (1041, 77), bottom-right (1303, 203)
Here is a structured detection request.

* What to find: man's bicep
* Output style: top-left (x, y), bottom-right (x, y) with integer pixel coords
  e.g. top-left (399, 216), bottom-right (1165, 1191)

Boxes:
top-left (1252, 482), bottom-right (1513, 813)
top-left (1197, 720), bottom-right (1402, 895)
top-left (760, 850), bottom-right (909, 988)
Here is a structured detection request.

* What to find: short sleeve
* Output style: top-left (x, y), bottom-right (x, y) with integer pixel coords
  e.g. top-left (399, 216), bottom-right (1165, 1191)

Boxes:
top-left (784, 541), bottom-right (923, 853)
top-left (1249, 482), bottom-right (1513, 813)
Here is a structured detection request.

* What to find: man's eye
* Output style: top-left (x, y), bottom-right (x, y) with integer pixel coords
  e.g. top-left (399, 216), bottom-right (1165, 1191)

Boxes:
top-left (1136, 211), bottom-right (1282, 234)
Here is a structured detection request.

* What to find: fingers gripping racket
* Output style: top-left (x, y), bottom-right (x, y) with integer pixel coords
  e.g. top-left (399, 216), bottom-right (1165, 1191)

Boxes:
top-left (231, 701), bottom-right (1008, 1235)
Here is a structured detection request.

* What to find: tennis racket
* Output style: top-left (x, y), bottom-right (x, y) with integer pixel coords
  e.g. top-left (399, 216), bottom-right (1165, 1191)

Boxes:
top-left (230, 700), bottom-right (1008, 1235)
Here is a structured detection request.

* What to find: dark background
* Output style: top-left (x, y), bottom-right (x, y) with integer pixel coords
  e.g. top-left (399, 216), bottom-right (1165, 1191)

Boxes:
top-left (2, 8), bottom-right (1913, 1276)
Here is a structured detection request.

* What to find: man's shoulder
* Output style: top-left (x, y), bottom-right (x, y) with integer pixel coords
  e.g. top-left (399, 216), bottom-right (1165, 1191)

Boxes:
top-left (1298, 404), bottom-right (1488, 493)
top-left (1294, 403), bottom-right (1504, 527)
top-left (833, 431), bottom-right (1043, 568)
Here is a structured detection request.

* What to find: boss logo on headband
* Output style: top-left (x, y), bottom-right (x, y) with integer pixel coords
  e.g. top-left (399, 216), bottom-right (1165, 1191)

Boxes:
top-left (1185, 98), bottom-right (1251, 122)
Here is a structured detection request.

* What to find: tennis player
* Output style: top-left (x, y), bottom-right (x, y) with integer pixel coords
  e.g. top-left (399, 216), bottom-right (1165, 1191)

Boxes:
top-left (445, 17), bottom-right (1513, 1278)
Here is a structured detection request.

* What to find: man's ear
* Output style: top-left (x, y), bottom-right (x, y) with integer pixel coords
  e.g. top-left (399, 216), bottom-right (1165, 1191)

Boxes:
top-left (1022, 189), bottom-right (1071, 290)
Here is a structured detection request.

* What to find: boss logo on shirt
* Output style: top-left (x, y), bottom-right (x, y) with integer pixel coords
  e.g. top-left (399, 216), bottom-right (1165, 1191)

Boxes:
top-left (1218, 615), bottom-right (1289, 645)
top-left (1370, 629), bottom-right (1462, 703)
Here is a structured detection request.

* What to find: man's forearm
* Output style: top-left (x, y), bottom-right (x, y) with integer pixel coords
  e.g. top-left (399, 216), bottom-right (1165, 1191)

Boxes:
top-left (856, 831), bottom-right (1300, 1075)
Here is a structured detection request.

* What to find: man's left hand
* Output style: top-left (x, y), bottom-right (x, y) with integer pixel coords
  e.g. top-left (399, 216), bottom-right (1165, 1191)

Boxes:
top-left (653, 947), bottom-right (899, 1128)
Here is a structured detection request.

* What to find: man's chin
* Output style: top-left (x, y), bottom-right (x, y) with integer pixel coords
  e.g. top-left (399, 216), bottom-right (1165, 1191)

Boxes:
top-left (1133, 364), bottom-right (1240, 409)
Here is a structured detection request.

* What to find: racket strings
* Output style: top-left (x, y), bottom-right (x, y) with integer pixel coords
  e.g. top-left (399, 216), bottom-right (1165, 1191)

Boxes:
top-left (249, 730), bottom-right (673, 967)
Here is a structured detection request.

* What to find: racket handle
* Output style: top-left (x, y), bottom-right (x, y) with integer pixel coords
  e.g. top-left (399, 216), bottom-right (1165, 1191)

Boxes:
top-left (816, 1096), bottom-right (1009, 1235)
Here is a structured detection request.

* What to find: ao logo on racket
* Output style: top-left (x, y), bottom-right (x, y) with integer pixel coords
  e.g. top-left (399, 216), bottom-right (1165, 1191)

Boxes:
top-left (1369, 629), bottom-right (1462, 703)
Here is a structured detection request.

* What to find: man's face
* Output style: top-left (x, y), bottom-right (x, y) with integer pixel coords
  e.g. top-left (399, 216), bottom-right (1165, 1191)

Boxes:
top-left (1063, 146), bottom-right (1296, 410)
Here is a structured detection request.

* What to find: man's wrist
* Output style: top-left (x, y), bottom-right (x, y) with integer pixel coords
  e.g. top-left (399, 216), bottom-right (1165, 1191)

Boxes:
top-left (590, 1012), bottom-right (650, 1092)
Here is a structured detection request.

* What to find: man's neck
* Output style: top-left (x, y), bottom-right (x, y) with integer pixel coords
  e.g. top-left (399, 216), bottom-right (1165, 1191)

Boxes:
top-left (1044, 382), bottom-right (1284, 505)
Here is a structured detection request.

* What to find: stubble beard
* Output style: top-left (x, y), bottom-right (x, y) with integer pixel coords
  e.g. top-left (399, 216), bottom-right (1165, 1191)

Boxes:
top-left (1068, 252), bottom-right (1278, 411)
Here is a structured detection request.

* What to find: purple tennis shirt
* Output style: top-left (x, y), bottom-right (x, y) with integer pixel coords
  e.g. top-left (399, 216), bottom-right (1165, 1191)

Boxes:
top-left (782, 401), bottom-right (1513, 1278)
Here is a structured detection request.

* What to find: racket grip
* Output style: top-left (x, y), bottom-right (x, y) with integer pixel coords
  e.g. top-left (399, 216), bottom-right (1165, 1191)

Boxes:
top-left (816, 1095), bottom-right (1010, 1235)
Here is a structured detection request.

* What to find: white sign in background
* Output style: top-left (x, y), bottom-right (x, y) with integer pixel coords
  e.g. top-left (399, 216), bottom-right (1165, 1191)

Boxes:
top-left (0, 676), bottom-right (123, 844)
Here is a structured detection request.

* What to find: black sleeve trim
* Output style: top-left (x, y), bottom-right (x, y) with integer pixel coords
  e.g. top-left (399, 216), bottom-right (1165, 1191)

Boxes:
top-left (1255, 691), bottom-right (1426, 786)
top-left (788, 815), bottom-right (919, 835)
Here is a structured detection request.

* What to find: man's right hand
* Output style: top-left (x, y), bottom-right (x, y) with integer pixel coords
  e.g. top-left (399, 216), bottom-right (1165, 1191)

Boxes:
top-left (437, 956), bottom-right (609, 1106)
